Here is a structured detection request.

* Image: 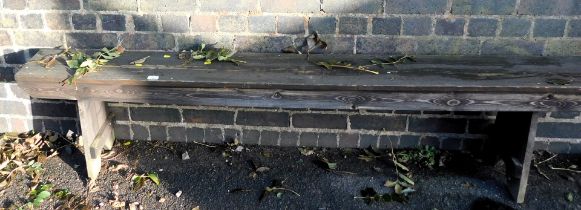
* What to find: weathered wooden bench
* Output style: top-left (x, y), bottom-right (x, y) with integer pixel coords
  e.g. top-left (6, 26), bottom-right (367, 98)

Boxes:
top-left (15, 49), bottom-right (581, 203)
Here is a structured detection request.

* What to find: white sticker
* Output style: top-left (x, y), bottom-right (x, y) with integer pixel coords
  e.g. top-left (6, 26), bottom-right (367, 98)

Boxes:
top-left (147, 75), bottom-right (159, 80)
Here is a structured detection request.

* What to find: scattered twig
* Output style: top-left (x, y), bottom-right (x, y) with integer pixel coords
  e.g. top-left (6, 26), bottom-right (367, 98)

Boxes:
top-left (192, 141), bottom-right (217, 148)
top-left (548, 165), bottom-right (581, 173)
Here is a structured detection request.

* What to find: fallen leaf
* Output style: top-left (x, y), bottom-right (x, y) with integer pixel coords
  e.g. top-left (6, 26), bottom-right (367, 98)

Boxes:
top-left (566, 192), bottom-right (574, 202)
top-left (110, 164), bottom-right (129, 172)
top-left (111, 201), bottom-right (126, 208)
top-left (256, 167), bottom-right (270, 173)
top-left (163, 54), bottom-right (171, 58)
top-left (298, 148), bottom-right (315, 156)
top-left (130, 56), bottom-right (150, 65)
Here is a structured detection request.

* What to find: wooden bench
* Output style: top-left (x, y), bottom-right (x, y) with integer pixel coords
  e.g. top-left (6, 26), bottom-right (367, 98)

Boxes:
top-left (15, 49), bottom-right (581, 203)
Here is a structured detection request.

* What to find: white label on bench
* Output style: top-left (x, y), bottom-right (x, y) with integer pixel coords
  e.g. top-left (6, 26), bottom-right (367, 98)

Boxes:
top-left (147, 75), bottom-right (159, 80)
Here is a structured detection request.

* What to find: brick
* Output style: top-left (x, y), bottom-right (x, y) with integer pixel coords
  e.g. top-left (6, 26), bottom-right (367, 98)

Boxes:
top-left (133, 15), bottom-right (158, 32)
top-left (435, 18), bottom-right (465, 36)
top-left (150, 125), bottom-right (166, 141)
top-left (0, 14), bottom-right (18, 28)
top-left (200, 0), bottom-right (258, 12)
top-left (379, 135), bottom-right (399, 149)
top-left (186, 127), bottom-right (204, 142)
top-left (66, 33), bottom-right (117, 49)
top-left (338, 133), bottom-right (358, 147)
top-left (409, 118), bottom-right (466, 133)
top-left (533, 19), bottom-right (566, 37)
top-left (537, 122), bottom-right (581, 138)
top-left (468, 18), bottom-right (498, 37)
top-left (0, 67), bottom-right (15, 82)
top-left (372, 17), bottom-right (401, 35)
top-left (394, 110), bottom-right (421, 114)
top-left (299, 132), bottom-right (318, 146)
top-left (236, 111), bottom-right (289, 127)
top-left (350, 115), bottom-right (407, 131)
top-left (423, 111), bottom-right (451, 115)
top-left (279, 131), bottom-right (298, 146)
top-left (308, 17), bottom-right (336, 34)
top-left (120, 33), bottom-right (175, 50)
top-left (319, 36), bottom-right (353, 54)
top-left (20, 14), bottom-right (43, 29)
top-left (72, 14), bottom-right (96, 30)
top-left (177, 34), bottom-right (234, 50)
top-left (0, 117), bottom-right (7, 132)
top-left (0, 101), bottom-right (28, 115)
top-left (249, 16), bottom-right (275, 33)
top-left (278, 16), bottom-right (304, 34)
top-left (399, 135), bottom-right (420, 148)
top-left (131, 124), bottom-right (150, 140)
top-left (43, 119), bottom-right (61, 132)
top-left (101, 14), bottom-right (126, 31)
top-left (87, 0), bottom-right (137, 11)
top-left (130, 107), bottom-right (181, 122)
top-left (544, 40), bottom-right (581, 56)
top-left (339, 17), bottom-right (367, 35)
top-left (108, 106), bottom-right (129, 121)
top-left (31, 102), bottom-right (77, 117)
top-left (440, 137), bottom-right (462, 150)
top-left (141, 0), bottom-right (196, 12)
top-left (468, 119), bottom-right (494, 134)
top-left (191, 15), bottom-right (218, 32)
top-left (235, 36), bottom-right (293, 53)
top-left (402, 16), bottom-right (432, 36)
top-left (11, 118), bottom-right (29, 132)
top-left (260, 0), bottom-right (319, 13)
top-left (318, 133), bottom-right (337, 148)
top-left (420, 136), bottom-right (441, 148)
top-left (570, 142), bottom-right (581, 154)
top-left (292, 113), bottom-right (346, 129)
top-left (224, 128), bottom-right (240, 142)
top-left (29, 0), bottom-right (80, 10)
top-left (3, 50), bottom-right (26, 64)
top-left (182, 109), bottom-right (234, 124)
top-left (0, 31), bottom-right (10, 46)
top-left (46, 13), bottom-right (71, 30)
top-left (500, 18), bottom-right (531, 37)
top-left (324, 0), bottom-right (383, 14)
top-left (159, 15), bottom-right (189, 33)
top-left (260, 130), bottom-right (279, 145)
top-left (168, 127), bottom-right (186, 142)
top-left (32, 119), bottom-right (43, 131)
top-left (569, 19), bottom-right (581, 37)
top-left (241, 129), bottom-right (259, 144)
top-left (3, 0), bottom-right (26, 9)
top-left (62, 119), bottom-right (78, 133)
top-left (481, 39), bottom-right (544, 56)
top-left (462, 138), bottom-right (484, 151)
top-left (517, 0), bottom-right (580, 16)
top-left (219, 16), bottom-right (246, 33)
top-left (0, 85), bottom-right (5, 98)
top-left (386, 0), bottom-right (447, 14)
top-left (113, 124), bottom-right (131, 140)
top-left (359, 134), bottom-right (378, 148)
top-left (452, 0), bottom-right (516, 15)
top-left (550, 112), bottom-right (579, 119)
top-left (548, 141), bottom-right (570, 154)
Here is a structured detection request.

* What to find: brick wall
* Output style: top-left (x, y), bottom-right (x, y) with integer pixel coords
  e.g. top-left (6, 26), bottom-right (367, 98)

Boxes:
top-left (1, 0), bottom-right (580, 153)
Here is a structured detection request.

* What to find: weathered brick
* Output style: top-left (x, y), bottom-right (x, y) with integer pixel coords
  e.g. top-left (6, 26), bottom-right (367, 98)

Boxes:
top-left (186, 127), bottom-right (205, 142)
top-left (0, 85), bottom-right (6, 98)
top-left (224, 128), bottom-right (240, 142)
top-left (379, 135), bottom-right (399, 149)
top-left (339, 17), bottom-right (367, 35)
top-left (113, 124), bottom-right (131, 140)
top-left (46, 13), bottom-right (71, 30)
top-left (236, 111), bottom-right (289, 127)
top-left (8, 84), bottom-right (28, 100)
top-left (260, 130), bottom-right (279, 145)
top-left (182, 109), bottom-right (234, 124)
top-left (241, 129), bottom-right (259, 144)
top-left (0, 67), bottom-right (15, 82)
top-left (87, 0), bottom-right (137, 11)
top-left (3, 0), bottom-right (26, 9)
top-left (423, 111), bottom-right (451, 115)
top-left (299, 132), bottom-right (318, 146)
top-left (338, 133), bottom-right (358, 147)
top-left (10, 118), bottom-right (29, 132)
top-left (468, 119), bottom-right (494, 134)
top-left (372, 17), bottom-right (401, 35)
top-left (177, 34), bottom-right (234, 50)
top-left (435, 18), bottom-right (465, 36)
top-left (66, 33), bottom-right (117, 49)
top-left (324, 0), bottom-right (383, 14)
top-left (120, 33), bottom-right (175, 50)
top-left (31, 102), bottom-right (77, 117)
top-left (218, 16), bottom-right (246, 33)
top-left (200, 0), bottom-right (258, 12)
top-left (402, 16), bottom-right (432, 36)
top-left (278, 16), bottom-right (305, 34)
top-left (550, 112), bottom-right (579, 119)
top-left (101, 14), bottom-right (125, 31)
top-left (29, 0), bottom-right (80, 10)
top-left (420, 136), bottom-right (440, 148)
top-left (481, 39), bottom-right (544, 56)
top-left (318, 133), bottom-right (337, 148)
top-left (468, 18), bottom-right (498, 37)
top-left (108, 106), bottom-right (129, 121)
top-left (133, 15), bottom-right (158, 32)
top-left (3, 50), bottom-right (26, 64)
top-left (141, 0), bottom-right (196, 12)
top-left (317, 36), bottom-right (353, 54)
top-left (0, 14), bottom-right (18, 28)
top-left (168, 127), bottom-right (186, 142)
top-left (150, 125), bottom-right (167, 141)
top-left (357, 37), bottom-right (398, 54)
top-left (440, 137), bottom-right (462, 150)
top-left (570, 142), bottom-right (581, 154)
top-left (399, 135), bottom-right (420, 148)
top-left (191, 15), bottom-right (218, 32)
top-left (394, 110), bottom-right (421, 114)
top-left (292, 113), bottom-right (347, 129)
top-left (0, 31), bottom-right (10, 46)
top-left (462, 138), bottom-right (484, 151)
top-left (545, 40), bottom-right (581, 56)
top-left (359, 134), bottom-right (378, 148)
top-left (43, 119), bottom-right (61, 132)
top-left (72, 14), bottom-right (96, 30)
top-left (20, 14), bottom-right (43, 29)
top-left (500, 18), bottom-right (531, 37)
top-left (350, 115), bottom-right (407, 131)
top-left (235, 36), bottom-right (293, 53)
top-left (537, 122), bottom-right (581, 138)
top-left (452, 0), bottom-right (516, 15)
top-left (161, 15), bottom-right (189, 33)
top-left (130, 107), bottom-right (181, 122)
top-left (409, 118), bottom-right (466, 133)
top-left (569, 19), bottom-right (581, 37)
top-left (308, 17), bottom-right (336, 34)
top-left (0, 117), bottom-right (8, 132)
top-left (517, 0), bottom-right (580, 16)
top-left (533, 19), bottom-right (566, 37)
top-left (260, 0), bottom-right (319, 13)
top-left (279, 131), bottom-right (299, 146)
top-left (548, 141), bottom-right (570, 154)
top-left (249, 16), bottom-right (275, 33)
top-left (0, 101), bottom-right (28, 115)
top-left (385, 0), bottom-right (448, 14)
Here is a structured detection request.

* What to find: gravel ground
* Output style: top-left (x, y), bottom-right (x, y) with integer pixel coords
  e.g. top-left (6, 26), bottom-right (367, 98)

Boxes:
top-left (1, 140), bottom-right (580, 210)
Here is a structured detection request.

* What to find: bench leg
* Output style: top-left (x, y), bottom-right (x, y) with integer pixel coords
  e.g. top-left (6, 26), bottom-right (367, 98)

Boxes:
top-left (78, 99), bottom-right (114, 180)
top-left (493, 112), bottom-right (539, 203)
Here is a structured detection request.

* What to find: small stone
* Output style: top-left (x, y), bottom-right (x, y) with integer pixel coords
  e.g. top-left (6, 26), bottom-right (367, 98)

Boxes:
top-left (158, 198), bottom-right (166, 203)
top-left (182, 151), bottom-right (190, 160)
top-left (175, 190), bottom-right (182, 198)
top-left (235, 145), bottom-right (244, 152)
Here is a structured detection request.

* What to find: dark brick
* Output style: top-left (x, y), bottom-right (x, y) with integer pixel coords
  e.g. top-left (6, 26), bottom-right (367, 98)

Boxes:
top-left (280, 131), bottom-right (299, 146)
top-left (120, 33), bottom-right (175, 50)
top-left (468, 119), bottom-right (494, 134)
top-left (517, 0), bottom-right (580, 16)
top-left (409, 118), bottom-right (466, 133)
top-left (0, 14), bottom-right (17, 28)
top-left (168, 127), bottom-right (186, 142)
top-left (338, 133), bottom-right (358, 147)
top-left (454, 111), bottom-right (482, 116)
top-left (32, 119), bottom-right (43, 131)
top-left (534, 19), bottom-right (566, 37)
top-left (550, 112), bottom-right (580, 119)
top-left (186, 127), bottom-right (204, 142)
top-left (72, 14), bottom-right (96, 30)
top-left (435, 18), bottom-right (465, 36)
top-left (570, 142), bottom-right (581, 154)
top-left (548, 141), bottom-right (570, 154)
top-left (569, 19), bottom-right (581, 37)
top-left (324, 0), bottom-right (383, 14)
top-left (113, 124), bottom-right (131, 140)
top-left (299, 132), bottom-right (318, 146)
top-left (3, 0), bottom-right (26, 9)
top-left (278, 16), bottom-right (304, 34)
top-left (235, 36), bottom-right (293, 53)
top-left (350, 115), bottom-right (407, 131)
top-left (248, 16), bottom-right (275, 33)
top-left (318, 133), bottom-right (337, 148)
top-left (306, 35), bottom-right (353, 54)
top-left (101, 14), bottom-right (126, 31)
top-left (108, 106), bottom-right (129, 121)
top-left (131, 124), bottom-right (149, 140)
top-left (359, 134), bottom-right (378, 148)
top-left (339, 17), bottom-right (367, 35)
top-left (241, 129), bottom-right (259, 144)
top-left (379, 135), bottom-right (399, 149)
top-left (420, 136), bottom-right (441, 148)
top-left (394, 110), bottom-right (421, 114)
top-left (0, 31), bottom-right (10, 46)
top-left (14, 31), bottom-right (62, 47)
top-left (224, 128), bottom-right (241, 142)
top-left (462, 138), bottom-right (484, 151)
top-left (500, 18), bottom-right (531, 37)
top-left (260, 0), bottom-right (319, 13)
top-left (133, 15), bottom-right (158, 31)
top-left (440, 137), bottom-right (462, 150)
top-left (3, 50), bottom-right (26, 64)
top-left (372, 17), bottom-right (401, 35)
top-left (544, 40), bottom-right (581, 56)
top-left (308, 17), bottom-right (336, 34)
top-left (402, 16), bottom-right (432, 36)
top-left (29, 0), bottom-right (80, 10)
top-left (31, 102), bottom-right (77, 117)
top-left (60, 120), bottom-right (78, 133)
top-left (141, 0), bottom-right (196, 12)
top-left (20, 14), bottom-right (43, 29)
top-left (399, 135), bottom-right (420, 148)
top-left (177, 34), bottom-right (234, 50)
top-left (150, 125), bottom-right (167, 141)
top-left (87, 0), bottom-right (138, 11)
top-left (481, 39), bottom-right (544, 56)
top-left (260, 130), bottom-right (279, 145)
top-left (46, 13), bottom-right (71, 30)
top-left (423, 111), bottom-right (451, 115)
top-left (537, 122), bottom-right (581, 138)
top-left (292, 113), bottom-right (346, 129)
top-left (130, 107), bottom-right (181, 122)
top-left (43, 119), bottom-right (61, 132)
top-left (161, 15), bottom-right (189, 33)
top-left (200, 0), bottom-right (258, 12)
top-left (66, 33), bottom-right (117, 49)
top-left (468, 18), bottom-right (498, 37)
top-left (452, 0), bottom-right (516, 15)
top-left (218, 16), bottom-right (246, 32)
top-left (182, 109), bottom-right (234, 125)
top-left (385, 0), bottom-right (447, 14)
top-left (236, 111), bottom-right (289, 127)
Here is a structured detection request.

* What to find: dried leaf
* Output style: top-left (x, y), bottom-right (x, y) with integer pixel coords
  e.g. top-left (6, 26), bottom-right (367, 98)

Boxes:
top-left (256, 167), bottom-right (270, 173)
top-left (398, 173), bottom-right (415, 186)
top-left (130, 56), bottom-right (150, 65)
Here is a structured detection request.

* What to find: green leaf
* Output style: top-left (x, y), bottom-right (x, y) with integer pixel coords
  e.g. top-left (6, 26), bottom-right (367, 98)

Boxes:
top-left (147, 172), bottom-right (160, 185)
top-left (393, 161), bottom-right (409, 172)
top-left (79, 59), bottom-right (94, 68)
top-left (192, 55), bottom-right (205, 60)
top-left (33, 191), bottom-right (51, 207)
top-left (54, 189), bottom-right (70, 200)
top-left (316, 61), bottom-right (332, 70)
top-left (398, 173), bottom-right (415, 186)
top-left (66, 60), bottom-right (79, 68)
